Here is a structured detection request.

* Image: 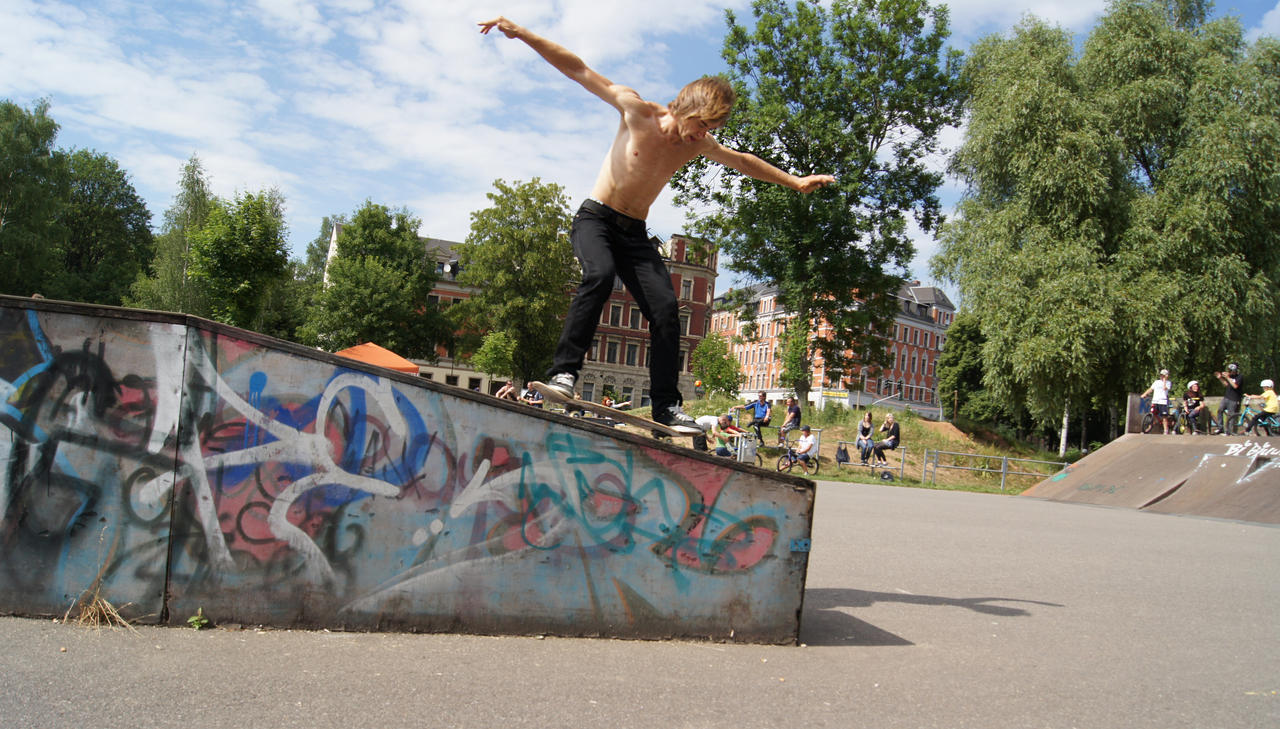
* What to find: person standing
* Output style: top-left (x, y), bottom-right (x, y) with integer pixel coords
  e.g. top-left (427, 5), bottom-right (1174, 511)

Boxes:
top-left (1140, 369), bottom-right (1174, 435)
top-left (478, 17), bottom-right (835, 434)
top-left (1214, 364), bottom-right (1243, 435)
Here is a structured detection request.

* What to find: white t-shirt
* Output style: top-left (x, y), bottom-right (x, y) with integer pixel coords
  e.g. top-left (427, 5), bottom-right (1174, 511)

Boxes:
top-left (695, 415), bottom-right (719, 432)
top-left (796, 433), bottom-right (816, 455)
top-left (1150, 378), bottom-right (1172, 405)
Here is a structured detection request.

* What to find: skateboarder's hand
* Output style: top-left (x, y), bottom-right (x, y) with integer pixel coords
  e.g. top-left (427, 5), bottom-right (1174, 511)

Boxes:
top-left (478, 17), bottom-right (521, 39)
top-left (795, 174), bottom-right (836, 193)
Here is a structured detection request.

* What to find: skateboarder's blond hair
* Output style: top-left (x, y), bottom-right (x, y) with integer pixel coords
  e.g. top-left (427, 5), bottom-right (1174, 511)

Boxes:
top-left (669, 76), bottom-right (737, 125)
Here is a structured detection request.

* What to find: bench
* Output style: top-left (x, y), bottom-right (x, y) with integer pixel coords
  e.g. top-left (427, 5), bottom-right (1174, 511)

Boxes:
top-left (836, 440), bottom-right (908, 480)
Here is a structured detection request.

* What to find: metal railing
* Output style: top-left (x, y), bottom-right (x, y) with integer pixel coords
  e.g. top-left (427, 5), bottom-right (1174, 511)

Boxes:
top-left (922, 449), bottom-right (1067, 491)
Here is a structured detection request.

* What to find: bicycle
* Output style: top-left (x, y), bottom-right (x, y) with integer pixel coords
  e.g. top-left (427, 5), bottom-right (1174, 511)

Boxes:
top-left (1237, 397), bottom-right (1279, 436)
top-left (776, 445), bottom-right (819, 476)
top-left (1171, 399), bottom-right (1204, 435)
top-left (1139, 397), bottom-right (1171, 434)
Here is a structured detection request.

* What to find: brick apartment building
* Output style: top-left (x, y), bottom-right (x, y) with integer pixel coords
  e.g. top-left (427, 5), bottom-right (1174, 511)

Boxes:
top-left (709, 282), bottom-right (955, 417)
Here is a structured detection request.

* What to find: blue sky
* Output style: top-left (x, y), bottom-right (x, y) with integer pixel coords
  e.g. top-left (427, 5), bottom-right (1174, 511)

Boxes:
top-left (3, 0), bottom-right (1277, 294)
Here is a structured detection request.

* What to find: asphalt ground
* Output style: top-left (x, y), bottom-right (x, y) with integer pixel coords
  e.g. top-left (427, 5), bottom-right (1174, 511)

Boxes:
top-left (2, 481), bottom-right (1277, 729)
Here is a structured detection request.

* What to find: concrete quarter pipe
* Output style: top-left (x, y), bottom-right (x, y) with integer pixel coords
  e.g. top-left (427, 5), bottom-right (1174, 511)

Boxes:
top-left (0, 296), bottom-right (815, 643)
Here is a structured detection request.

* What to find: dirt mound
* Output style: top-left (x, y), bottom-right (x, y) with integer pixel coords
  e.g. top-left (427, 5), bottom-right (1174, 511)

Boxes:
top-left (919, 420), bottom-right (972, 443)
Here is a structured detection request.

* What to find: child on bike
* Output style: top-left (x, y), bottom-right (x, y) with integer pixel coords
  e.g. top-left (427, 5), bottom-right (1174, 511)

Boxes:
top-left (793, 425), bottom-right (816, 464)
top-left (1243, 379), bottom-right (1279, 435)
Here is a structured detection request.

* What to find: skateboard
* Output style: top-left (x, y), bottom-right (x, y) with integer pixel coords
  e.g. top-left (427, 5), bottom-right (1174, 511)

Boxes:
top-left (528, 382), bottom-right (700, 438)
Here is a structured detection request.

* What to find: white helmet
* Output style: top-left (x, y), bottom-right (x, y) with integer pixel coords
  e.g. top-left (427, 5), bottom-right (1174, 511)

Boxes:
top-left (1262, 379), bottom-right (1275, 389)
top-left (1187, 380), bottom-right (1198, 389)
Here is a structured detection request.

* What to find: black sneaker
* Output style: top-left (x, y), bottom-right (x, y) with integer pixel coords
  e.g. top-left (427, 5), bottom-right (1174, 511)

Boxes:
top-left (546, 373), bottom-right (576, 398)
top-left (654, 404), bottom-right (702, 434)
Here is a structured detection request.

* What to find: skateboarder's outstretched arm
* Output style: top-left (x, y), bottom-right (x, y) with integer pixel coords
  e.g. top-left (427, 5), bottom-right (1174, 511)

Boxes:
top-left (478, 16), bottom-right (640, 113)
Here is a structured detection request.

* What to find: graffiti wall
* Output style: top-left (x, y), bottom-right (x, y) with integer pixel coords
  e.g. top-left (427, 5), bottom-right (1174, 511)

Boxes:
top-left (0, 298), bottom-right (814, 643)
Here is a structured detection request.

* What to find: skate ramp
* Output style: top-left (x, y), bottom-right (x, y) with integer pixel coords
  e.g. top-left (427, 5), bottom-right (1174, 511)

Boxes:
top-left (0, 296), bottom-right (814, 643)
top-left (1146, 455), bottom-right (1280, 523)
top-left (1026, 433), bottom-right (1280, 524)
top-left (1023, 434), bottom-right (1199, 508)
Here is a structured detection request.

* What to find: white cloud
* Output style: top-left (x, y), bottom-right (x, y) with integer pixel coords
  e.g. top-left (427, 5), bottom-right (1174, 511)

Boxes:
top-left (1248, 2), bottom-right (1280, 42)
top-left (943, 0), bottom-right (1108, 42)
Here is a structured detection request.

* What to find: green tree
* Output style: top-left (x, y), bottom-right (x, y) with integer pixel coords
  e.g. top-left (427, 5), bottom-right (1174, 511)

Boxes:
top-left (691, 332), bottom-right (746, 398)
top-left (452, 178), bottom-right (577, 385)
top-left (932, 0), bottom-right (1280, 452)
top-left (673, 0), bottom-right (964, 403)
top-left (188, 188), bottom-right (289, 329)
top-left (299, 201), bottom-right (449, 358)
top-left (0, 99), bottom-right (66, 296)
top-left (47, 149), bottom-right (154, 305)
top-left (470, 330), bottom-right (518, 380)
top-left (775, 321), bottom-right (812, 398)
top-left (933, 312), bottom-right (1011, 423)
top-left (129, 155), bottom-right (215, 315)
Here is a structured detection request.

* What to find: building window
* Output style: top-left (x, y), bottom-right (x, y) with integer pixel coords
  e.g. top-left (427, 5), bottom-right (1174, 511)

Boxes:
top-left (445, 375), bottom-right (459, 386)
top-left (587, 338), bottom-right (598, 361)
top-left (606, 341), bottom-right (619, 364)
top-left (468, 377), bottom-right (481, 390)
top-left (609, 305), bottom-right (622, 327)
top-left (678, 350), bottom-right (687, 372)
top-left (681, 279), bottom-right (693, 300)
top-left (640, 388), bottom-right (650, 407)
top-left (622, 386), bottom-right (634, 404)
top-left (630, 307), bottom-right (642, 329)
top-left (581, 382), bottom-right (595, 402)
top-left (680, 313), bottom-right (690, 336)
top-left (625, 343), bottom-right (639, 367)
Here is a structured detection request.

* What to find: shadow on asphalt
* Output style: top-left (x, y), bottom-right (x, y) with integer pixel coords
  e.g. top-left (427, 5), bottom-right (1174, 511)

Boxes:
top-left (799, 588), bottom-right (1064, 647)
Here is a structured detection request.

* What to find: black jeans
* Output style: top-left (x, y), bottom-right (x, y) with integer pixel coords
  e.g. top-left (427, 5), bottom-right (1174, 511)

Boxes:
top-left (548, 200), bottom-right (682, 409)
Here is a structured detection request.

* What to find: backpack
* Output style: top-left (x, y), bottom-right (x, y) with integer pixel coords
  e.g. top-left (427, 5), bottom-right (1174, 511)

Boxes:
top-left (835, 444), bottom-right (850, 464)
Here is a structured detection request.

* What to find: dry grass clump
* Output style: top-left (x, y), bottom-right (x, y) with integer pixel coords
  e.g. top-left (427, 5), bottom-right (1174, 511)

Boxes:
top-left (63, 588), bottom-right (137, 633)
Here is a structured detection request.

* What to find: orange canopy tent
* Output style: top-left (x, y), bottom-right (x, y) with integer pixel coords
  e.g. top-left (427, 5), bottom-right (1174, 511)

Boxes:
top-left (334, 342), bottom-right (420, 375)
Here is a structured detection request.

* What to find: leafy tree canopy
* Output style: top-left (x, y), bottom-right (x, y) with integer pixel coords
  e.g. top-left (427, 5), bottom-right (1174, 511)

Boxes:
top-left (453, 178), bottom-right (577, 385)
top-left (691, 332), bottom-right (746, 398)
top-left (673, 0), bottom-right (964, 393)
top-left (300, 201), bottom-right (449, 359)
top-left (933, 0), bottom-right (1280, 426)
top-left (0, 99), bottom-right (67, 296)
top-left (51, 148), bottom-right (154, 306)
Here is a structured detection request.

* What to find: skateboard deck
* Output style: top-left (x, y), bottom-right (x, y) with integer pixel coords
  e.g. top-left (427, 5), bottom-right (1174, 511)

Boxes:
top-left (528, 382), bottom-right (699, 438)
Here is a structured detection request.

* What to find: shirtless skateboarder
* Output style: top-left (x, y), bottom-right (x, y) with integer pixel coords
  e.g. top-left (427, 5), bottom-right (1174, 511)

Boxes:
top-left (479, 16), bottom-right (835, 433)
